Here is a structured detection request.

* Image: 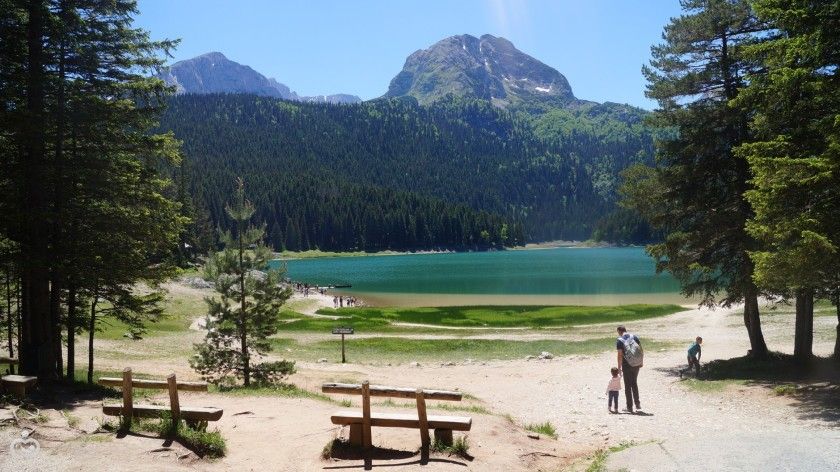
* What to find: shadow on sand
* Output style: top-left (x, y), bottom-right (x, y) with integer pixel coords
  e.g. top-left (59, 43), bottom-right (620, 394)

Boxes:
top-left (660, 353), bottom-right (840, 424)
top-left (322, 439), bottom-right (470, 470)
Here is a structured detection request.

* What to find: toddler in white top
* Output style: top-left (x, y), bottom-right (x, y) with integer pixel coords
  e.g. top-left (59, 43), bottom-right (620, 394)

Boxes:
top-left (607, 367), bottom-right (621, 413)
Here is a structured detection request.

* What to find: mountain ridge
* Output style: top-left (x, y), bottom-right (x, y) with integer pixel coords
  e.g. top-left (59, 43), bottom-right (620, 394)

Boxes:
top-left (158, 52), bottom-right (362, 104)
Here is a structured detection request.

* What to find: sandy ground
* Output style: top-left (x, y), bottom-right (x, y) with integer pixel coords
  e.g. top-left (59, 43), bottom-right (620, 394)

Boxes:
top-left (1, 291), bottom-right (838, 471)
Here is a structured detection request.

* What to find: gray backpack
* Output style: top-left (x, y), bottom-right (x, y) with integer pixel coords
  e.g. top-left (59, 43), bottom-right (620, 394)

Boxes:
top-left (620, 334), bottom-right (644, 367)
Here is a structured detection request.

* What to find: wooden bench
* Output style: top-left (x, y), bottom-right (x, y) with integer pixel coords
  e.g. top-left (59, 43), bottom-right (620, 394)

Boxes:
top-left (99, 368), bottom-right (223, 426)
top-left (322, 381), bottom-right (472, 450)
top-left (1, 374), bottom-right (37, 397)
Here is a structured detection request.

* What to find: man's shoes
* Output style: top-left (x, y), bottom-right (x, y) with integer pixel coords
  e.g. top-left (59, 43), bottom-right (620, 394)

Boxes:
top-left (635, 403), bottom-right (641, 410)
top-left (623, 408), bottom-right (634, 414)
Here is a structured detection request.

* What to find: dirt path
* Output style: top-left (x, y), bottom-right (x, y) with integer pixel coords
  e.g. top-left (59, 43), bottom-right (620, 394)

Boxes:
top-left (11, 299), bottom-right (838, 471)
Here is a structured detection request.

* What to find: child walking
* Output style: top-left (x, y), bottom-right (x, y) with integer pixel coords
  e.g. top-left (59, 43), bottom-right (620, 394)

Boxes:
top-left (607, 367), bottom-right (621, 413)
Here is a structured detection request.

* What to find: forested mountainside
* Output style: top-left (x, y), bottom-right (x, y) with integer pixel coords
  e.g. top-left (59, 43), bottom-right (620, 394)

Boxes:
top-left (161, 94), bottom-right (655, 251)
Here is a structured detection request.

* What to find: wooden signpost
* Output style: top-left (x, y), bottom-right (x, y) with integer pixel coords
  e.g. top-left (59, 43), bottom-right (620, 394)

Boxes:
top-left (332, 327), bottom-right (354, 363)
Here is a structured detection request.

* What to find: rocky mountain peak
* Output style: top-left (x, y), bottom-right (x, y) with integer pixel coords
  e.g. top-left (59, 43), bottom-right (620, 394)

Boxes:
top-left (157, 52), bottom-right (361, 104)
top-left (384, 34), bottom-right (575, 107)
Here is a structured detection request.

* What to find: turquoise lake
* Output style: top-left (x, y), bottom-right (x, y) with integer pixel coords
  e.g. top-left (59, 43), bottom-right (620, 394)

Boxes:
top-left (271, 248), bottom-right (686, 307)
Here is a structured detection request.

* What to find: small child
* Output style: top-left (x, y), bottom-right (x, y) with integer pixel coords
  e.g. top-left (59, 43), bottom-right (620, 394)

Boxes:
top-left (682, 336), bottom-right (703, 377)
top-left (606, 367), bottom-right (621, 413)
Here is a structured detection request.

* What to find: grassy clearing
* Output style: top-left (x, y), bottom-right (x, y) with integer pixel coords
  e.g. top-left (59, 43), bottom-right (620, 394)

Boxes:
top-left (524, 421), bottom-right (557, 439)
top-left (271, 336), bottom-right (673, 363)
top-left (313, 304), bottom-right (684, 329)
top-left (98, 290), bottom-right (206, 340)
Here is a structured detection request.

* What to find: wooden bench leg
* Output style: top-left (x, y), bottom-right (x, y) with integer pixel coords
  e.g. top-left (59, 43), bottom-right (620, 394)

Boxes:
top-left (5, 383), bottom-right (26, 397)
top-left (348, 424), bottom-right (363, 446)
top-left (434, 429), bottom-right (453, 446)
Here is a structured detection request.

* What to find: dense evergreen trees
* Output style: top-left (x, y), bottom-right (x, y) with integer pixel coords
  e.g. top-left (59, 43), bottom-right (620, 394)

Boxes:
top-left (625, 0), bottom-right (770, 357)
top-left (0, 0), bottom-right (182, 381)
top-left (161, 94), bottom-right (657, 250)
top-left (736, 0), bottom-right (840, 362)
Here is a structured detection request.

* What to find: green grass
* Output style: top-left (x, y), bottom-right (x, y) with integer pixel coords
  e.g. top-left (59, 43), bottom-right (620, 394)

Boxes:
top-left (128, 415), bottom-right (226, 458)
top-left (312, 304), bottom-right (684, 329)
top-left (703, 352), bottom-right (840, 383)
top-left (431, 435), bottom-right (470, 458)
top-left (70, 368), bottom-right (164, 399)
top-left (680, 378), bottom-right (747, 393)
top-left (373, 399), bottom-right (493, 416)
top-left (210, 382), bottom-right (334, 403)
top-left (773, 384), bottom-right (798, 396)
top-left (524, 421), bottom-right (557, 439)
top-left (271, 336), bottom-right (673, 363)
top-left (98, 290), bottom-right (206, 340)
top-left (586, 441), bottom-right (638, 472)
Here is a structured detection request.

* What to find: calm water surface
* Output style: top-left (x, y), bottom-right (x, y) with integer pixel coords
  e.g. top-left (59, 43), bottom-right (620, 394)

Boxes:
top-left (271, 248), bottom-right (683, 305)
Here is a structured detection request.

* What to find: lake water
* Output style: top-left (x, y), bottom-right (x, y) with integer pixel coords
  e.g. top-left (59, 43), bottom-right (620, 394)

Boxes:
top-left (271, 247), bottom-right (688, 307)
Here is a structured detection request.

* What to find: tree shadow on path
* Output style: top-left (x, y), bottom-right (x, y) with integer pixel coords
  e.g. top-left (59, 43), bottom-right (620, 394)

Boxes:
top-left (660, 353), bottom-right (840, 425)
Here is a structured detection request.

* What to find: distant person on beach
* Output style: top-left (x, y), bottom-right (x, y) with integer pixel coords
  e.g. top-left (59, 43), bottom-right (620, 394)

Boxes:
top-left (616, 325), bottom-right (643, 413)
top-left (681, 336), bottom-right (703, 378)
top-left (333, 296), bottom-right (338, 308)
top-left (606, 367), bottom-right (621, 414)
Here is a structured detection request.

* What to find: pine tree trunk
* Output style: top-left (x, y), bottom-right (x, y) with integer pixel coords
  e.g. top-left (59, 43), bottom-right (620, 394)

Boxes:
top-left (239, 226), bottom-right (249, 386)
top-left (794, 290), bottom-right (814, 363)
top-left (743, 284), bottom-right (768, 358)
top-left (87, 293), bottom-right (97, 384)
top-left (50, 275), bottom-right (63, 378)
top-left (66, 283), bottom-right (76, 380)
top-left (832, 294), bottom-right (840, 361)
top-left (19, 0), bottom-right (56, 383)
top-left (5, 266), bottom-right (13, 360)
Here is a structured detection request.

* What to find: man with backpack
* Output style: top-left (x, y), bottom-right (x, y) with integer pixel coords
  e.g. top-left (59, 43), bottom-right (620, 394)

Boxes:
top-left (616, 325), bottom-right (643, 413)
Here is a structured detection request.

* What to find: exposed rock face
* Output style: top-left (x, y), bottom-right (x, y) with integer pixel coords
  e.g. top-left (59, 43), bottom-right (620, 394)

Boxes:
top-left (158, 52), bottom-right (361, 104)
top-left (384, 34), bottom-right (576, 107)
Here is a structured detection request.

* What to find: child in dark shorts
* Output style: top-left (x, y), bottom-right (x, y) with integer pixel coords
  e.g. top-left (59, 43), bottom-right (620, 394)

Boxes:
top-left (681, 336), bottom-right (703, 377)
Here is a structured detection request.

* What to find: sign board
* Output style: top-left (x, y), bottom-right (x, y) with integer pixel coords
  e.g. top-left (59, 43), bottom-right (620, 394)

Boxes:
top-left (332, 327), bottom-right (354, 363)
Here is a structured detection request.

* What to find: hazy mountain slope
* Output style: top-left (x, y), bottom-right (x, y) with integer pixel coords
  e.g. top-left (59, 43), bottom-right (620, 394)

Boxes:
top-left (158, 52), bottom-right (361, 104)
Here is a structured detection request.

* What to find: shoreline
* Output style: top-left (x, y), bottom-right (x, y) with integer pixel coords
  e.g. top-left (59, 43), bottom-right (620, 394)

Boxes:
top-left (272, 241), bottom-right (641, 261)
top-left (332, 291), bottom-right (696, 308)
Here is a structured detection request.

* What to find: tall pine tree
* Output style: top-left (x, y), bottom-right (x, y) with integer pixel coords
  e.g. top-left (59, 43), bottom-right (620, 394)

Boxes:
top-left (626, 0), bottom-right (770, 357)
top-left (736, 0), bottom-right (840, 362)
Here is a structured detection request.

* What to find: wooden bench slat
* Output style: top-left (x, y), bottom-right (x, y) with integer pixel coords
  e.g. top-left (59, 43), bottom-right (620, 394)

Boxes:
top-left (99, 377), bottom-right (208, 391)
top-left (330, 410), bottom-right (472, 431)
top-left (322, 383), bottom-right (462, 401)
top-left (1, 375), bottom-right (37, 385)
top-left (103, 404), bottom-right (223, 421)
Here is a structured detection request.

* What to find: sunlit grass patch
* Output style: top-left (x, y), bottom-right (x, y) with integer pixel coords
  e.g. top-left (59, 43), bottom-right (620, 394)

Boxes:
top-left (525, 421), bottom-right (557, 439)
top-left (270, 336), bottom-right (673, 363)
top-left (314, 304), bottom-right (684, 329)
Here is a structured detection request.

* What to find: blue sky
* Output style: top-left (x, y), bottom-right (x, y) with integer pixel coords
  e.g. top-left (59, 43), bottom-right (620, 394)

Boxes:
top-left (135, 0), bottom-right (683, 109)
